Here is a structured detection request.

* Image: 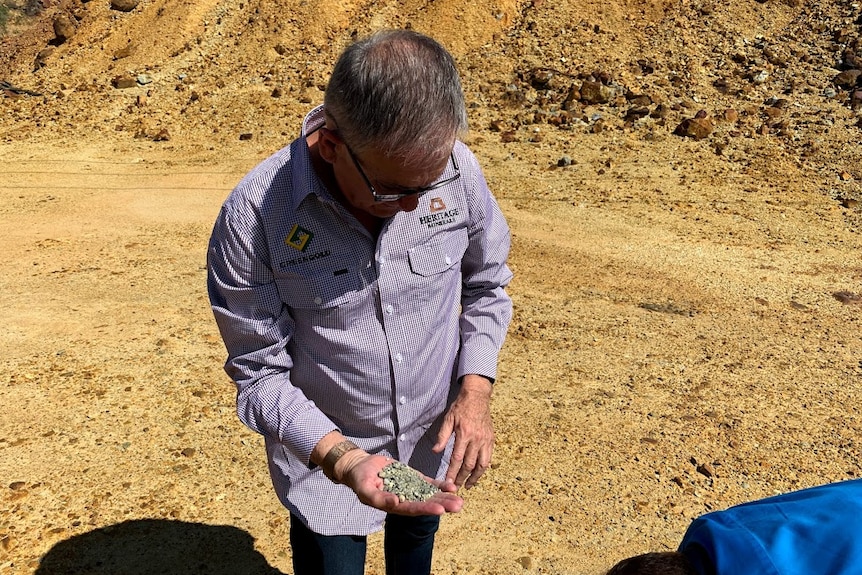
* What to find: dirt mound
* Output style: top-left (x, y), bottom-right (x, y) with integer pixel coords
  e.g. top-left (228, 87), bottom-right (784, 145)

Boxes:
top-left (3, 0), bottom-right (860, 178)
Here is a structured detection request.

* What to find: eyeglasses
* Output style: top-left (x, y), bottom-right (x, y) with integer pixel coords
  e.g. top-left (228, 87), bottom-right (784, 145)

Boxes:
top-left (344, 145), bottom-right (461, 202)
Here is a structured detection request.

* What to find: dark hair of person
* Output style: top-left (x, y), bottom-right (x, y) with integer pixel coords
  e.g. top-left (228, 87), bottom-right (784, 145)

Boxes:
top-left (606, 552), bottom-right (697, 575)
top-left (324, 29), bottom-right (468, 168)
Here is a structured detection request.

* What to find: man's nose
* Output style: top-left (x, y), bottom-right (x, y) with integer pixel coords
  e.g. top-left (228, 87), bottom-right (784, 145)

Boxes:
top-left (397, 195), bottom-right (421, 212)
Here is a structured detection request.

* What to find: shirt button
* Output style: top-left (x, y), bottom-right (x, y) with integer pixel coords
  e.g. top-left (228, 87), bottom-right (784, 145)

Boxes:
top-left (313, 297), bottom-right (322, 305)
top-left (399, 434), bottom-right (406, 441)
top-left (378, 256), bottom-right (386, 265)
top-left (385, 304), bottom-right (394, 314)
top-left (399, 396), bottom-right (407, 405)
top-left (445, 255), bottom-right (452, 265)
top-left (395, 353), bottom-right (403, 363)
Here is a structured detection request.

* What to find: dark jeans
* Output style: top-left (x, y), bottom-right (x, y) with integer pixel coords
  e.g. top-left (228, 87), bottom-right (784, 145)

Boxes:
top-left (289, 513), bottom-right (440, 575)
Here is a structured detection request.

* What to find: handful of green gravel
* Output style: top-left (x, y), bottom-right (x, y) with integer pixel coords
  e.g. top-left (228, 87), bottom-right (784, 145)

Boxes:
top-left (378, 461), bottom-right (440, 502)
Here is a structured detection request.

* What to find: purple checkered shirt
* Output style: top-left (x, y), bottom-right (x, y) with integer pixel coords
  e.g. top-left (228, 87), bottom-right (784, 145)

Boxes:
top-left (207, 107), bottom-right (513, 535)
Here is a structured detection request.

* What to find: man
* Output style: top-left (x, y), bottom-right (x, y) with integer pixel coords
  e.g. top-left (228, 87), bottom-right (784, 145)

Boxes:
top-left (606, 479), bottom-right (862, 575)
top-left (207, 29), bottom-right (513, 575)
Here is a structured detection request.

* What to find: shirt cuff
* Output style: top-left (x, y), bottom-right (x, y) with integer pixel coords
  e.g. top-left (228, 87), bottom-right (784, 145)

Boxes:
top-left (285, 409), bottom-right (339, 467)
top-left (457, 344), bottom-right (500, 383)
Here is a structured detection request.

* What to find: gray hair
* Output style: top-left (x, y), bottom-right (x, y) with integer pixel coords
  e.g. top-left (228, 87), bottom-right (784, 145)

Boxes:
top-left (324, 29), bottom-right (468, 167)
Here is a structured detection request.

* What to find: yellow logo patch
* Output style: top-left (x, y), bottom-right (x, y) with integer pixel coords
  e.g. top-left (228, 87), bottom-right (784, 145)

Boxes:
top-left (285, 224), bottom-right (313, 252)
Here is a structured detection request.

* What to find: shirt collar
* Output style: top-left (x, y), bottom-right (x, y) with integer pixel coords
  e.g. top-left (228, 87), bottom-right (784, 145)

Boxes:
top-left (301, 104), bottom-right (326, 136)
top-left (289, 105), bottom-right (332, 211)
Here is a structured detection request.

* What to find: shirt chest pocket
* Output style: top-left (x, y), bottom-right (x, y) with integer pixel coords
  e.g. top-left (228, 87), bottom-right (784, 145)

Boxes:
top-left (407, 228), bottom-right (469, 277)
top-left (404, 229), bottom-right (468, 334)
top-left (276, 265), bottom-right (364, 330)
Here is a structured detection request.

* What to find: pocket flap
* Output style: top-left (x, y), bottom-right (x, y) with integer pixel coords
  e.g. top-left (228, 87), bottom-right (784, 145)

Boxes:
top-left (407, 229), bottom-right (468, 277)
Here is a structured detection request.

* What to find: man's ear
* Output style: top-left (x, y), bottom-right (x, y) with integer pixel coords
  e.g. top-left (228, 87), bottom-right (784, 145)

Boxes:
top-left (317, 127), bottom-right (340, 164)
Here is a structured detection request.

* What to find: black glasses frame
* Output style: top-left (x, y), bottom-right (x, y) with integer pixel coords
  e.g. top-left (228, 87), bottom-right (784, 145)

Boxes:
top-left (344, 145), bottom-right (461, 202)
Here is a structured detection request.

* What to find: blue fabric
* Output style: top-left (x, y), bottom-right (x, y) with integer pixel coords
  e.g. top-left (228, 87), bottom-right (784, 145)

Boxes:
top-left (290, 513), bottom-right (439, 575)
top-left (680, 479), bottom-right (862, 575)
top-left (384, 514), bottom-right (440, 575)
top-left (290, 512), bottom-right (367, 575)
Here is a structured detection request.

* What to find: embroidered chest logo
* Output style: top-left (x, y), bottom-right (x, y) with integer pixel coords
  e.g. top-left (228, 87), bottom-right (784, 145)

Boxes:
top-left (429, 197), bottom-right (447, 213)
top-left (285, 224), bottom-right (314, 252)
top-left (420, 197), bottom-right (460, 229)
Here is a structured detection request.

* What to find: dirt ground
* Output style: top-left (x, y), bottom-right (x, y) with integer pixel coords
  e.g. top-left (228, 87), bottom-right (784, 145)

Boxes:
top-left (2, 0), bottom-right (862, 573)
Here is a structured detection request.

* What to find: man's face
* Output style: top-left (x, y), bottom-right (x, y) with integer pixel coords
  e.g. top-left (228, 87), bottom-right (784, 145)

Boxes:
top-left (322, 128), bottom-right (455, 218)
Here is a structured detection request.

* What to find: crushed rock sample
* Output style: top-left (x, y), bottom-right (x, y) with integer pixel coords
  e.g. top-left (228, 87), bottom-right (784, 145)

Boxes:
top-left (378, 462), bottom-right (440, 502)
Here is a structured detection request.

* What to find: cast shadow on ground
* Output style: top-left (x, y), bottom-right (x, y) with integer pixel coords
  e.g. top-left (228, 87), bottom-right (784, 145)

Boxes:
top-left (34, 518), bottom-right (286, 574)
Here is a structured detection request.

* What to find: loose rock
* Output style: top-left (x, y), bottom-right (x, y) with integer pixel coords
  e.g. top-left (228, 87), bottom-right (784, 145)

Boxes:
top-left (378, 461), bottom-right (439, 502)
top-left (833, 69), bottom-right (861, 89)
top-left (111, 0), bottom-right (140, 11)
top-left (34, 46), bottom-right (55, 70)
top-left (53, 14), bottom-right (76, 43)
top-left (112, 75), bottom-right (136, 89)
top-left (113, 44), bottom-right (135, 60)
top-left (674, 117), bottom-right (714, 140)
top-left (832, 291), bottom-right (862, 304)
top-left (723, 108), bottom-right (739, 122)
top-left (696, 463), bottom-right (714, 478)
top-left (579, 80), bottom-right (613, 104)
